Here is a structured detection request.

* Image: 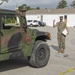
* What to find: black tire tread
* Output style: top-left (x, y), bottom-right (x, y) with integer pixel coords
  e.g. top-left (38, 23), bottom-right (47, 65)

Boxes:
top-left (29, 40), bottom-right (50, 68)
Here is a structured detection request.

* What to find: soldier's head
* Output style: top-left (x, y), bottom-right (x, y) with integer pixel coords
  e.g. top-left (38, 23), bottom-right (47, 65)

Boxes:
top-left (59, 16), bottom-right (63, 22)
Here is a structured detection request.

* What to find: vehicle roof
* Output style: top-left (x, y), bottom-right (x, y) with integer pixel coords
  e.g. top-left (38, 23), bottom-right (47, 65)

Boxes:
top-left (0, 9), bottom-right (17, 15)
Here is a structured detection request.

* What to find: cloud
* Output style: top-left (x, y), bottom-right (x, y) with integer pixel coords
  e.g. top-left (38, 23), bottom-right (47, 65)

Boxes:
top-left (16, 0), bottom-right (59, 8)
top-left (0, 0), bottom-right (74, 10)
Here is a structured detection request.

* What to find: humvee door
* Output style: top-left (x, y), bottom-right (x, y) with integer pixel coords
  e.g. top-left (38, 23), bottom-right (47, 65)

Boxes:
top-left (0, 14), bottom-right (22, 53)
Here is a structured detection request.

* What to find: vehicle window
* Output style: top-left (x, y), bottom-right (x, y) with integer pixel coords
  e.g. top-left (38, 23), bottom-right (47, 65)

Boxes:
top-left (28, 20), bottom-right (32, 22)
top-left (1, 15), bottom-right (19, 29)
top-left (34, 20), bottom-right (37, 22)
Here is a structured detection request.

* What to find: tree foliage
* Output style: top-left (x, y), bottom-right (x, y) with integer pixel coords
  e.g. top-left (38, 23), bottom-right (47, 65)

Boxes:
top-left (0, 0), bottom-right (8, 5)
top-left (70, 0), bottom-right (75, 8)
top-left (56, 0), bottom-right (68, 9)
top-left (18, 4), bottom-right (40, 10)
top-left (36, 7), bottom-right (40, 10)
top-left (2, 0), bottom-right (8, 2)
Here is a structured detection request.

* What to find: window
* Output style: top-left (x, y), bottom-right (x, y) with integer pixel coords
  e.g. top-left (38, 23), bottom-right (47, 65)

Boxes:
top-left (2, 15), bottom-right (16, 25)
top-left (34, 20), bottom-right (37, 22)
top-left (64, 15), bottom-right (67, 19)
top-left (28, 20), bottom-right (32, 22)
top-left (1, 15), bottom-right (18, 29)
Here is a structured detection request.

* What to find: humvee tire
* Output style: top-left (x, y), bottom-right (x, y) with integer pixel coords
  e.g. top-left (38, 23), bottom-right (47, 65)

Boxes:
top-left (29, 40), bottom-right (50, 68)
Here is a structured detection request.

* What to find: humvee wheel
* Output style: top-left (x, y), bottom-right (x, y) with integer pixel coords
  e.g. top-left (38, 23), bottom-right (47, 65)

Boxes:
top-left (29, 40), bottom-right (50, 68)
top-left (30, 24), bottom-right (33, 27)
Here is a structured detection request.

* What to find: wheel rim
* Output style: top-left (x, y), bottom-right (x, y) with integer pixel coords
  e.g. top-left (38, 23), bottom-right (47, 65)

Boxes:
top-left (37, 48), bottom-right (46, 61)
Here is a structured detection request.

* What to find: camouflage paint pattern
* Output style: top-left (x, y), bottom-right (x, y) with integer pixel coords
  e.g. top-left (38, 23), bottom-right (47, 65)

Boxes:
top-left (0, 9), bottom-right (50, 61)
top-left (0, 9), bottom-right (36, 61)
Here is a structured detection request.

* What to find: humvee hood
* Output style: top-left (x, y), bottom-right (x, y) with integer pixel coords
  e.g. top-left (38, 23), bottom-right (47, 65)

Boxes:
top-left (34, 29), bottom-right (51, 40)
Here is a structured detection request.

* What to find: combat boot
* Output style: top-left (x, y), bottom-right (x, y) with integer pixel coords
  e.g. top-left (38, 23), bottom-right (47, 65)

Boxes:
top-left (61, 49), bottom-right (64, 53)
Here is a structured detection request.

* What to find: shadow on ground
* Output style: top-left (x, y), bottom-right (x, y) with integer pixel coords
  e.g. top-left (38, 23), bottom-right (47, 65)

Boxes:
top-left (51, 45), bottom-right (59, 51)
top-left (0, 58), bottom-right (29, 72)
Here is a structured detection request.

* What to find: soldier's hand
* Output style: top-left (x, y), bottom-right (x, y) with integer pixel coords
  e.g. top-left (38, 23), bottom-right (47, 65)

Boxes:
top-left (53, 20), bottom-right (55, 23)
top-left (53, 20), bottom-right (56, 27)
top-left (67, 32), bottom-right (69, 35)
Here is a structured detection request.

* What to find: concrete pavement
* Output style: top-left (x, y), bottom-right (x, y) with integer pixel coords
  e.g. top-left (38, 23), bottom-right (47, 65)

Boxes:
top-left (0, 27), bottom-right (75, 75)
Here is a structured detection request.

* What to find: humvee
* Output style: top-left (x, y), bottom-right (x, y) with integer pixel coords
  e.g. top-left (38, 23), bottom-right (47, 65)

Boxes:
top-left (0, 9), bottom-right (51, 68)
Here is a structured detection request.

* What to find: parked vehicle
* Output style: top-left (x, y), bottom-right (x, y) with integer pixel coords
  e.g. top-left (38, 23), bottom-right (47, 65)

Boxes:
top-left (27, 20), bottom-right (46, 27)
top-left (0, 9), bottom-right (51, 68)
top-left (38, 21), bottom-right (46, 27)
top-left (27, 20), bottom-right (39, 27)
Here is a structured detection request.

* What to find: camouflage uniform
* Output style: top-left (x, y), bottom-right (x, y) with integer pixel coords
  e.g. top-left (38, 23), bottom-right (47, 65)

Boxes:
top-left (56, 21), bottom-right (66, 50)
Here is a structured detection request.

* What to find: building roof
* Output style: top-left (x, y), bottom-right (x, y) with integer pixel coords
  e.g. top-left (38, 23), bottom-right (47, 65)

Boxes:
top-left (26, 8), bottom-right (75, 15)
top-left (0, 9), bottom-right (16, 15)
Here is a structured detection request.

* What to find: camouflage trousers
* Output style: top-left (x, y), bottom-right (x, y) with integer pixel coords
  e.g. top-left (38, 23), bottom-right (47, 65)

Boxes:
top-left (57, 33), bottom-right (65, 50)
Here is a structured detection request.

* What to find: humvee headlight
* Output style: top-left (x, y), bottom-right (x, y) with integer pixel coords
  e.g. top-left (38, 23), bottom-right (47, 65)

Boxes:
top-left (45, 32), bottom-right (51, 40)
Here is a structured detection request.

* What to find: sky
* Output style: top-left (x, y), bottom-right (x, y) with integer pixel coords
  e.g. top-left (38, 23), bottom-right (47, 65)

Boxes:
top-left (0, 0), bottom-right (74, 10)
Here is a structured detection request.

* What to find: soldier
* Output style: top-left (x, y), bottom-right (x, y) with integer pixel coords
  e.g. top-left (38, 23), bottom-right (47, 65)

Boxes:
top-left (53, 16), bottom-right (69, 57)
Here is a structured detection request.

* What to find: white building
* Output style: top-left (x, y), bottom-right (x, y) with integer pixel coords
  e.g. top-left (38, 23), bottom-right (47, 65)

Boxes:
top-left (26, 8), bottom-right (75, 27)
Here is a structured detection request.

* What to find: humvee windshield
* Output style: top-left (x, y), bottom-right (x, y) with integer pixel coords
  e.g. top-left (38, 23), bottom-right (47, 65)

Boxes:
top-left (0, 9), bottom-right (21, 31)
top-left (0, 9), bottom-right (28, 31)
top-left (0, 15), bottom-right (20, 30)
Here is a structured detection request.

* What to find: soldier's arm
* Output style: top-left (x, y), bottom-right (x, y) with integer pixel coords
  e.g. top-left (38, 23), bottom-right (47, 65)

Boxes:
top-left (53, 20), bottom-right (58, 28)
top-left (66, 26), bottom-right (69, 35)
top-left (65, 23), bottom-right (69, 35)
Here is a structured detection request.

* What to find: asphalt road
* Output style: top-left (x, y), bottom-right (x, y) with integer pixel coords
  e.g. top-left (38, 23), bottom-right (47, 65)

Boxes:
top-left (0, 26), bottom-right (75, 75)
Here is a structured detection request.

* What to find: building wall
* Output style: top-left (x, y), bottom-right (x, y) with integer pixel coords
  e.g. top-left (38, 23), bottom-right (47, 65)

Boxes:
top-left (26, 14), bottom-right (75, 27)
top-left (43, 14), bottom-right (60, 26)
top-left (67, 14), bottom-right (75, 27)
top-left (26, 15), bottom-right (41, 21)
